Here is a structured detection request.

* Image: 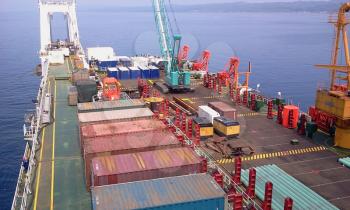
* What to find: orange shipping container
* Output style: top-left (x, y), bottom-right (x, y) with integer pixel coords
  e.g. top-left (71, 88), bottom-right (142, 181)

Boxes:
top-left (282, 105), bottom-right (299, 129)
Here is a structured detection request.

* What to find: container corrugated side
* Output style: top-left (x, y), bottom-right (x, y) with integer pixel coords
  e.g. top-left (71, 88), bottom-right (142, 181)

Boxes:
top-left (78, 108), bottom-right (154, 125)
top-left (208, 101), bottom-right (237, 120)
top-left (91, 173), bottom-right (226, 210)
top-left (80, 119), bottom-right (166, 139)
top-left (77, 99), bottom-right (145, 113)
top-left (91, 147), bottom-right (202, 186)
top-left (83, 130), bottom-right (181, 189)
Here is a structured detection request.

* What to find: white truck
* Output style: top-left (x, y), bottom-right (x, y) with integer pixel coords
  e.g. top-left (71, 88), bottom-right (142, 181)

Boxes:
top-left (198, 105), bottom-right (220, 124)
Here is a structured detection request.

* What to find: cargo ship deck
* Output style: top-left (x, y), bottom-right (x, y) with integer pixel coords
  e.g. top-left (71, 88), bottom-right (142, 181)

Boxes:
top-left (27, 57), bottom-right (350, 210)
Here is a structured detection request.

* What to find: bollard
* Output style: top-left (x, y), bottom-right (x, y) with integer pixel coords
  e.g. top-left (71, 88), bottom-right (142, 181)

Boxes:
top-left (234, 157), bottom-right (242, 183)
top-left (246, 168), bottom-right (256, 198)
top-left (263, 182), bottom-right (273, 210)
top-left (267, 100), bottom-right (273, 119)
top-left (284, 197), bottom-right (293, 210)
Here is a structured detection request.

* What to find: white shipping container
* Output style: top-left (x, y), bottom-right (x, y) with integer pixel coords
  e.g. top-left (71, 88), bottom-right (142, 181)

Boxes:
top-left (198, 106), bottom-right (220, 124)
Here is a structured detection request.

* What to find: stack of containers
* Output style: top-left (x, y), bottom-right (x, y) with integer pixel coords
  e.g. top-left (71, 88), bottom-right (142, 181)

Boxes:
top-left (128, 66), bottom-right (141, 79)
top-left (208, 101), bottom-right (237, 120)
top-left (83, 130), bottom-right (181, 188)
top-left (138, 66), bottom-right (150, 79)
top-left (118, 67), bottom-right (130, 80)
top-left (107, 67), bottom-right (119, 79)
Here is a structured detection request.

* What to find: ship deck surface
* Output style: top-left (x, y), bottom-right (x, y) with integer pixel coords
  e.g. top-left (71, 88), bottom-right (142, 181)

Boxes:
top-left (30, 61), bottom-right (350, 210)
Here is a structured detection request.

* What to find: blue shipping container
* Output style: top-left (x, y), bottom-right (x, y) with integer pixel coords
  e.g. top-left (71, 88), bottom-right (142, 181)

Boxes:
top-left (107, 67), bottom-right (119, 79)
top-left (139, 66), bottom-right (150, 79)
top-left (149, 65), bottom-right (160, 79)
top-left (129, 67), bottom-right (141, 80)
top-left (118, 67), bottom-right (130, 80)
top-left (91, 173), bottom-right (226, 210)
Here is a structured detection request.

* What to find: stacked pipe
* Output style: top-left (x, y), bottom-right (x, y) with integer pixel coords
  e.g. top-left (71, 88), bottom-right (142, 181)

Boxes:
top-left (246, 168), bottom-right (256, 198)
top-left (234, 157), bottom-right (242, 183)
top-left (187, 118), bottom-right (193, 138)
top-left (251, 93), bottom-right (256, 111)
top-left (284, 197), bottom-right (293, 210)
top-left (232, 194), bottom-right (243, 210)
top-left (181, 112), bottom-right (187, 132)
top-left (267, 100), bottom-right (273, 119)
top-left (243, 91), bottom-right (248, 106)
top-left (195, 124), bottom-right (200, 145)
top-left (175, 108), bottom-right (181, 127)
top-left (236, 88), bottom-right (241, 104)
top-left (277, 104), bottom-right (283, 124)
top-left (263, 182), bottom-right (273, 210)
top-left (298, 114), bottom-right (306, 135)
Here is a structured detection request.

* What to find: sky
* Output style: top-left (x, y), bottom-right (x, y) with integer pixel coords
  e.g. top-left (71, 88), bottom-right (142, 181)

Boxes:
top-left (0, 0), bottom-right (329, 12)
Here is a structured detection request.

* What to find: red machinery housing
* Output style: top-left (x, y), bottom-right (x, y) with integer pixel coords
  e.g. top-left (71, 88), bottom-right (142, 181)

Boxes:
top-left (309, 106), bottom-right (336, 134)
top-left (102, 77), bottom-right (121, 101)
top-left (192, 50), bottom-right (211, 72)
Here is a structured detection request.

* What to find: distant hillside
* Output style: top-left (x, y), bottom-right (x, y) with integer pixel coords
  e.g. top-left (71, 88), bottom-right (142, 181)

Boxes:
top-left (87, 0), bottom-right (346, 13)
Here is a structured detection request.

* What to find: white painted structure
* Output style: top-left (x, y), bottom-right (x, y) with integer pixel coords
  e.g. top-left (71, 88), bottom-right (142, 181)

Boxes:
top-left (198, 105), bottom-right (220, 124)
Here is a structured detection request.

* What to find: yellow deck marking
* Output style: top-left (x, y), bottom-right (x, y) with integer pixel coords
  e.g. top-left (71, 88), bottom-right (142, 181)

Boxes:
top-left (216, 146), bottom-right (327, 164)
top-left (50, 81), bottom-right (57, 210)
top-left (33, 128), bottom-right (46, 210)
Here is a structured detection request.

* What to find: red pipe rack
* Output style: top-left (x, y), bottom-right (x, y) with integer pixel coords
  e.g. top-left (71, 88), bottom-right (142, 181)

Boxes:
top-left (246, 168), bottom-right (256, 198)
top-left (234, 157), bottom-right (242, 183)
top-left (267, 100), bottom-right (273, 119)
top-left (263, 182), bottom-right (273, 210)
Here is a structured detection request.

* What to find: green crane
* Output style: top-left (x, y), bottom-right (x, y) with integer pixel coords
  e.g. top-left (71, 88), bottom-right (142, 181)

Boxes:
top-left (152, 0), bottom-right (191, 93)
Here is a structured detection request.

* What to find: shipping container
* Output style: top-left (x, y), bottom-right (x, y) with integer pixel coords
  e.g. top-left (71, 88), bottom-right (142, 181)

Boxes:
top-left (87, 47), bottom-right (115, 61)
top-left (78, 108), bottom-right (154, 125)
top-left (83, 130), bottom-right (181, 189)
top-left (193, 117), bottom-right (214, 139)
top-left (91, 147), bottom-right (202, 186)
top-left (129, 66), bottom-right (141, 79)
top-left (198, 105), bottom-right (220, 123)
top-left (76, 80), bottom-right (97, 103)
top-left (149, 65), bottom-right (160, 79)
top-left (77, 99), bottom-right (145, 113)
top-left (139, 66), bottom-right (150, 79)
top-left (118, 56), bottom-right (132, 67)
top-left (118, 67), bottom-right (130, 80)
top-left (213, 117), bottom-right (240, 137)
top-left (91, 173), bottom-right (226, 210)
top-left (107, 67), bottom-right (118, 79)
top-left (208, 101), bottom-right (237, 120)
top-left (282, 105), bottom-right (299, 129)
top-left (80, 119), bottom-right (167, 139)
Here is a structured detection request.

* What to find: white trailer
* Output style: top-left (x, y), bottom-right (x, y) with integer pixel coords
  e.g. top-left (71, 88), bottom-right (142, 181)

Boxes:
top-left (198, 105), bottom-right (220, 124)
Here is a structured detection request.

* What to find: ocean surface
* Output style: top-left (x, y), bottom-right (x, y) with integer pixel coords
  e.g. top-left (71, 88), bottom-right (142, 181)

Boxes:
top-left (0, 9), bottom-right (333, 209)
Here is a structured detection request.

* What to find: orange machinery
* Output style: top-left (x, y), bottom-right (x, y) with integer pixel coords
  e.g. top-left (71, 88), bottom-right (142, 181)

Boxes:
top-left (178, 45), bottom-right (211, 72)
top-left (102, 77), bottom-right (121, 101)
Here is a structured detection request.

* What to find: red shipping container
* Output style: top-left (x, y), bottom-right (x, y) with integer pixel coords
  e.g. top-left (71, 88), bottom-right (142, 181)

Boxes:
top-left (208, 101), bottom-right (237, 120)
top-left (83, 130), bottom-right (181, 189)
top-left (80, 119), bottom-right (167, 139)
top-left (282, 105), bottom-right (299, 129)
top-left (91, 147), bottom-right (201, 187)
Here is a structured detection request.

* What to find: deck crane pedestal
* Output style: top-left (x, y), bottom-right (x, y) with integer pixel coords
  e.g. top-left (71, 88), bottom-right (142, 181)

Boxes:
top-left (152, 0), bottom-right (192, 93)
top-left (314, 3), bottom-right (350, 148)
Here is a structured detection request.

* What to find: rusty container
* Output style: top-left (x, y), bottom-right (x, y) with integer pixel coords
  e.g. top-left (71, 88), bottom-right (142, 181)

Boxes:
top-left (78, 108), bottom-right (154, 125)
top-left (79, 119), bottom-right (167, 144)
top-left (83, 130), bottom-right (180, 189)
top-left (208, 101), bottom-right (237, 120)
top-left (77, 99), bottom-right (145, 113)
top-left (91, 147), bottom-right (201, 187)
